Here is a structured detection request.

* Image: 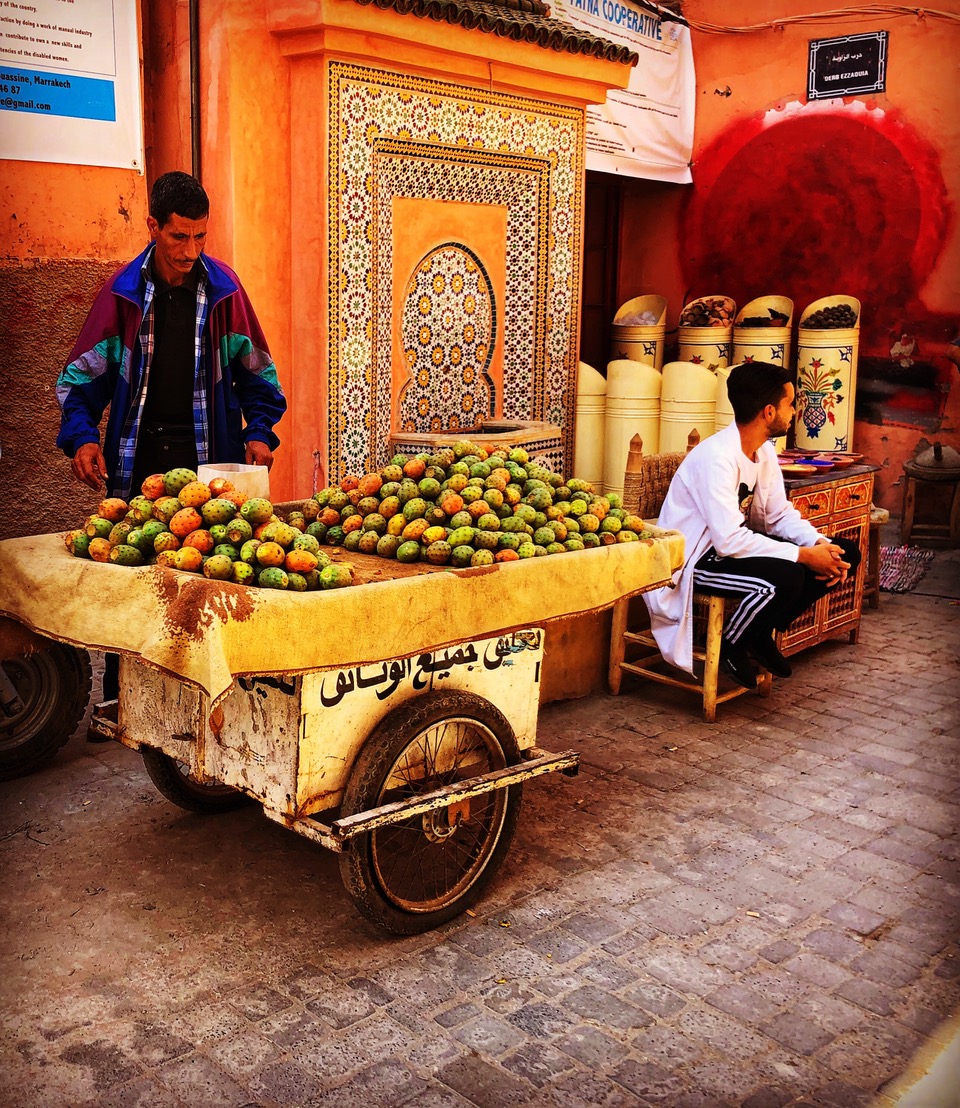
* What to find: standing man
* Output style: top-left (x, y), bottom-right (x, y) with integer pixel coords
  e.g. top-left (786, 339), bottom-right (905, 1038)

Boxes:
top-left (645, 361), bottom-right (861, 689)
top-left (56, 171), bottom-right (287, 713)
top-left (56, 170), bottom-right (286, 499)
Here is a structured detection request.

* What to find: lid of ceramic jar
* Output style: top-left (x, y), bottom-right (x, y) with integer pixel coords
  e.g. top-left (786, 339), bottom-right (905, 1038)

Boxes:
top-left (905, 442), bottom-right (960, 478)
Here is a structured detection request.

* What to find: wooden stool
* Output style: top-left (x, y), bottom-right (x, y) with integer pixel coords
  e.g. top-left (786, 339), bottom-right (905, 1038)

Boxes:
top-left (610, 432), bottom-right (772, 723)
top-left (609, 593), bottom-right (772, 724)
top-left (863, 505), bottom-right (890, 609)
top-left (900, 446), bottom-right (960, 547)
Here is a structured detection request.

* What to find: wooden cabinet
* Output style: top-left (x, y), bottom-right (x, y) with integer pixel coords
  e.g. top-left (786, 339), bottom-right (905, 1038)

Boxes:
top-left (777, 466), bottom-right (876, 656)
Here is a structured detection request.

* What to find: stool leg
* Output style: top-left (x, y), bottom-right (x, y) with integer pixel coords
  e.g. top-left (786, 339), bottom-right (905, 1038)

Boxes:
top-left (868, 522), bottom-right (881, 609)
top-left (608, 597), bottom-right (628, 695)
top-left (702, 596), bottom-right (725, 723)
top-left (901, 477), bottom-right (916, 546)
top-left (950, 483), bottom-right (960, 548)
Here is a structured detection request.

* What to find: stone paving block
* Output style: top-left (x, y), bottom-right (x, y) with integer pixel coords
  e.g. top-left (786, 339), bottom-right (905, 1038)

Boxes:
top-left (620, 978), bottom-right (687, 1018)
top-left (815, 1017), bottom-right (922, 1090)
top-left (282, 963), bottom-right (340, 1002)
top-left (822, 901), bottom-right (889, 935)
top-left (555, 1024), bottom-right (631, 1069)
top-left (305, 981), bottom-right (383, 1029)
top-left (155, 1052), bottom-right (252, 1106)
top-left (451, 1014), bottom-right (527, 1056)
top-left (527, 926), bottom-right (589, 963)
top-left (204, 1028), bottom-right (284, 1081)
top-left (576, 954), bottom-right (640, 990)
top-left (506, 1001), bottom-right (577, 1039)
top-left (798, 926), bottom-right (864, 964)
top-left (308, 1059), bottom-right (428, 1108)
top-left (401, 1082), bottom-right (477, 1108)
top-left (632, 946), bottom-right (735, 997)
top-left (781, 952), bottom-right (852, 989)
top-left (285, 1026), bottom-right (374, 1082)
top-left (436, 1054), bottom-right (532, 1108)
top-left (849, 948), bottom-right (926, 987)
top-left (762, 1009), bottom-right (837, 1056)
top-left (56, 1040), bottom-right (143, 1093)
top-left (562, 985), bottom-right (654, 1031)
top-left (500, 1041), bottom-right (576, 1087)
top-left (538, 1068), bottom-right (650, 1107)
top-left (92, 1077), bottom-right (183, 1108)
top-left (248, 1058), bottom-right (323, 1106)
top-left (704, 981), bottom-right (782, 1025)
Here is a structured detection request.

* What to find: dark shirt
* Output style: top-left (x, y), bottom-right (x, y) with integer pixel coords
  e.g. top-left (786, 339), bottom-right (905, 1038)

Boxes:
top-left (141, 261), bottom-right (200, 429)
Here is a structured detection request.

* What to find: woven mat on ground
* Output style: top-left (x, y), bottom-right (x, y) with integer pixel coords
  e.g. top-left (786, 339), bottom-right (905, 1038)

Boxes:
top-left (879, 545), bottom-right (936, 592)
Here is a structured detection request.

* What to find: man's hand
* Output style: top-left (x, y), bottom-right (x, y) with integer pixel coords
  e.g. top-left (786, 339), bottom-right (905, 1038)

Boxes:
top-left (72, 442), bottom-right (107, 491)
top-left (245, 439), bottom-right (274, 470)
top-left (798, 540), bottom-right (850, 587)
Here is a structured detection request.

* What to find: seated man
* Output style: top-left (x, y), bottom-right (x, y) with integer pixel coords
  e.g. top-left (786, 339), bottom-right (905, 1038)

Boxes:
top-left (644, 361), bottom-right (861, 688)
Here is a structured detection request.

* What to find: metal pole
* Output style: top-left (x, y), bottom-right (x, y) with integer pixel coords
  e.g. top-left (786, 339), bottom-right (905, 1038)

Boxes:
top-left (189, 0), bottom-right (201, 180)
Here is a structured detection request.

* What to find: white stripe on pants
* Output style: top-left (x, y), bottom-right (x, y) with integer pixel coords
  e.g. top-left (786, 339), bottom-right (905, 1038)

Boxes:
top-left (692, 567), bottom-right (777, 644)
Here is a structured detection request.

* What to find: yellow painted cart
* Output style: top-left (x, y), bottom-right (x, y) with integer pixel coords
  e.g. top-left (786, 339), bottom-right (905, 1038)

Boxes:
top-left (0, 529), bottom-right (682, 933)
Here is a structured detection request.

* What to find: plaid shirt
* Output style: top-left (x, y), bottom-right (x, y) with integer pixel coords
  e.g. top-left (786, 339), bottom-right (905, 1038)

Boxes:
top-left (114, 248), bottom-right (211, 497)
top-left (57, 243), bottom-right (285, 501)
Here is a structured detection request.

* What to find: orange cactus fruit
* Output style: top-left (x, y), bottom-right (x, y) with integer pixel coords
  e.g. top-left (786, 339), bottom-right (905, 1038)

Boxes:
top-left (140, 473), bottom-right (166, 499)
top-left (255, 541), bottom-right (286, 567)
top-left (97, 497), bottom-right (130, 523)
top-left (340, 474), bottom-right (361, 492)
top-left (154, 549), bottom-right (179, 569)
top-left (174, 546), bottom-right (204, 572)
top-left (284, 548), bottom-right (318, 574)
top-left (177, 481), bottom-right (212, 508)
top-left (357, 473), bottom-right (383, 498)
top-left (169, 507), bottom-right (203, 537)
top-left (207, 477), bottom-right (235, 496)
top-left (88, 537), bottom-right (112, 562)
top-left (182, 529), bottom-right (214, 554)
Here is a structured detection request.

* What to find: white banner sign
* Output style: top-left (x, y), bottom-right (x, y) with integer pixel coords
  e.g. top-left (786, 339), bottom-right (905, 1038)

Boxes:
top-left (0, 0), bottom-right (142, 170)
top-left (550, 0), bottom-right (695, 183)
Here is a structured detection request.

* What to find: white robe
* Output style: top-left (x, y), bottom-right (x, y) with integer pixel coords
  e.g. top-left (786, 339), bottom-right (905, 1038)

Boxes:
top-left (644, 422), bottom-right (824, 674)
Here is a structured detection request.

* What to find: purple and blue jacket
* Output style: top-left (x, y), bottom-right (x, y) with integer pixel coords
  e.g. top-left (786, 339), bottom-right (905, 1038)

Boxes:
top-left (56, 244), bottom-right (286, 500)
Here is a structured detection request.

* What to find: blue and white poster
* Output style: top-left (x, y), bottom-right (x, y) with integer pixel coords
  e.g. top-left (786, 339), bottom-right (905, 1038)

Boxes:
top-left (0, 0), bottom-right (142, 170)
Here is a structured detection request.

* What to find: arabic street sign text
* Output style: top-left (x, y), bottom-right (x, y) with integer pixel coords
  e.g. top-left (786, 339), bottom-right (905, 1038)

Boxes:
top-left (808, 31), bottom-right (888, 101)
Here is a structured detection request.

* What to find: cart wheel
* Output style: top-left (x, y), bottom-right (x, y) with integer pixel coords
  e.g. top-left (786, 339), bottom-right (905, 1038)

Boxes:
top-left (338, 691), bottom-right (522, 935)
top-left (0, 642), bottom-right (92, 781)
top-left (140, 748), bottom-right (248, 814)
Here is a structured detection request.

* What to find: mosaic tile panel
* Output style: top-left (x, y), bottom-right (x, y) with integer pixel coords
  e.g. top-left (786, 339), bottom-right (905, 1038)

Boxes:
top-left (397, 242), bottom-right (497, 433)
top-left (328, 61), bottom-right (584, 480)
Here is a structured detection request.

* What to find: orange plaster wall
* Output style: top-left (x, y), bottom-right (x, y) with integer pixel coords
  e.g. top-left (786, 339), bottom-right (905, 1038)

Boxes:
top-left (390, 197), bottom-right (508, 429)
top-left (618, 2), bottom-right (960, 514)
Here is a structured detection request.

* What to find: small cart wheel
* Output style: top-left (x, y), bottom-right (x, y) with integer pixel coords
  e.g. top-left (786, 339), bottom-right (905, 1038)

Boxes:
top-left (338, 690), bottom-right (522, 934)
top-left (141, 748), bottom-right (248, 814)
top-left (0, 641), bottom-right (92, 781)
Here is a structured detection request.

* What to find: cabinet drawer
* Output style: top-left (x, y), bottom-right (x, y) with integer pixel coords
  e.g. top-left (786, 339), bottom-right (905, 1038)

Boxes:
top-left (834, 478), bottom-right (872, 515)
top-left (791, 487), bottom-right (834, 519)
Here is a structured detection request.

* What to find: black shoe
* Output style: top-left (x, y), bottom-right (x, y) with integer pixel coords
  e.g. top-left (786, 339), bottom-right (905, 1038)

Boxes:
top-left (747, 633), bottom-right (792, 678)
top-left (719, 641), bottom-right (757, 689)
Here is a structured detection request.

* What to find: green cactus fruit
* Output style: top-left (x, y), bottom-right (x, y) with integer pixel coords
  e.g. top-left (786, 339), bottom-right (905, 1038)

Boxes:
top-left (315, 550), bottom-right (332, 569)
top-left (319, 564), bottom-right (354, 588)
top-left (293, 533), bottom-right (320, 556)
top-left (203, 554), bottom-right (235, 580)
top-left (395, 540), bottom-right (421, 564)
top-left (127, 495), bottom-right (156, 523)
top-left (450, 545), bottom-right (474, 568)
top-left (257, 566), bottom-right (289, 589)
top-left (447, 526), bottom-right (476, 548)
top-left (470, 549), bottom-right (494, 566)
top-left (70, 532), bottom-right (92, 558)
top-left (163, 468), bottom-right (199, 496)
top-left (286, 572), bottom-right (308, 592)
top-left (230, 561), bottom-right (256, 586)
top-left (516, 543), bottom-right (536, 559)
top-left (424, 541), bottom-right (451, 565)
top-left (357, 530), bottom-right (381, 554)
top-left (201, 498), bottom-right (237, 527)
top-left (109, 544), bottom-right (144, 566)
top-left (239, 539), bottom-right (262, 564)
top-left (213, 544), bottom-right (239, 560)
top-left (376, 535), bottom-right (401, 559)
top-left (108, 520), bottom-right (135, 546)
top-left (306, 521), bottom-right (328, 543)
top-left (85, 516), bottom-right (114, 539)
top-left (240, 497), bottom-right (275, 526)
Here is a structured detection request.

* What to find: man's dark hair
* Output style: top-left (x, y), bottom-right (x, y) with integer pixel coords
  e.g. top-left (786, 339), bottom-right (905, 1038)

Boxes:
top-left (727, 361), bottom-right (795, 424)
top-left (149, 171), bottom-right (209, 227)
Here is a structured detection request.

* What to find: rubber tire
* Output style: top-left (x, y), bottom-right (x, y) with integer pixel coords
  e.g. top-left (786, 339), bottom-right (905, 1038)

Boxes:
top-left (338, 690), bottom-right (522, 935)
top-left (0, 642), bottom-right (92, 781)
top-left (141, 747), bottom-right (249, 814)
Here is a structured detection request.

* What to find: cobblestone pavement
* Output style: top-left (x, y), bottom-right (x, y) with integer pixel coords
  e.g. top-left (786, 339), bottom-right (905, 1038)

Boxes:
top-left (1, 554), bottom-right (958, 1107)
